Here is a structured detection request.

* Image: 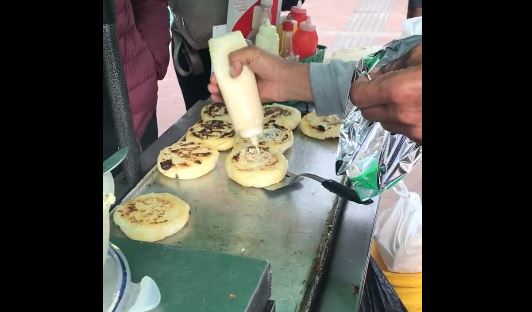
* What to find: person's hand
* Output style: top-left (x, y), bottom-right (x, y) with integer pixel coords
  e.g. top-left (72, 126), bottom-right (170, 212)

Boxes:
top-left (351, 65), bottom-right (422, 144)
top-left (378, 44), bottom-right (422, 74)
top-left (208, 47), bottom-right (312, 103)
top-left (208, 47), bottom-right (284, 103)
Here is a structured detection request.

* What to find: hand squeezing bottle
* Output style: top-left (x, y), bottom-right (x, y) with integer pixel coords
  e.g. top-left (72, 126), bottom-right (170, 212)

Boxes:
top-left (209, 31), bottom-right (264, 146)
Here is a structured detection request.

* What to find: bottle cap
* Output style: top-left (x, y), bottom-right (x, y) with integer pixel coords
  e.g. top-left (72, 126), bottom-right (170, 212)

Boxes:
top-left (291, 0), bottom-right (307, 15)
top-left (299, 16), bottom-right (316, 32)
top-left (283, 20), bottom-right (294, 32)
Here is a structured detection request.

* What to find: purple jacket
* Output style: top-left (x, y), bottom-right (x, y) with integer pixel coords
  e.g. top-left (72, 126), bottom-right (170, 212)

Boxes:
top-left (114, 0), bottom-right (170, 140)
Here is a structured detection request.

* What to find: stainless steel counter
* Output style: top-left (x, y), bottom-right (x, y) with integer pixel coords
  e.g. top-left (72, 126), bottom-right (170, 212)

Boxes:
top-left (112, 100), bottom-right (378, 311)
top-left (317, 200), bottom-right (379, 311)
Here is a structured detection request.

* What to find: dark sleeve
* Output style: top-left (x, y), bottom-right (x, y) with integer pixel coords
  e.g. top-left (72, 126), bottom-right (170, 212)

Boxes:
top-left (281, 0), bottom-right (305, 11)
top-left (408, 0), bottom-right (422, 9)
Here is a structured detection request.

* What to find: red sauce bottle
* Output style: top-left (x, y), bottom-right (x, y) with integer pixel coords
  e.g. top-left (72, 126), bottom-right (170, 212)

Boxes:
top-left (293, 17), bottom-right (318, 59)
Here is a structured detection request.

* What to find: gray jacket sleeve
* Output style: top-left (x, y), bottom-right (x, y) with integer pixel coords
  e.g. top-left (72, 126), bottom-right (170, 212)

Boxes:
top-left (309, 60), bottom-right (356, 117)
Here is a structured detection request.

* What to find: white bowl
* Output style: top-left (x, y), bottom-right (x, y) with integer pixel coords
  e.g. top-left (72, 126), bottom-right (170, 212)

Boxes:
top-left (103, 245), bottom-right (161, 312)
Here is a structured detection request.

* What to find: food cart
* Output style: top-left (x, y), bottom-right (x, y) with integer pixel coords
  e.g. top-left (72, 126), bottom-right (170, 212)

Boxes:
top-left (107, 100), bottom-right (379, 311)
top-left (102, 0), bottom-right (389, 310)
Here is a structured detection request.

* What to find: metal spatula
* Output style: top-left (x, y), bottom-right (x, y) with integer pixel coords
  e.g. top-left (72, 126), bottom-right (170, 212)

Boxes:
top-left (264, 172), bottom-right (373, 205)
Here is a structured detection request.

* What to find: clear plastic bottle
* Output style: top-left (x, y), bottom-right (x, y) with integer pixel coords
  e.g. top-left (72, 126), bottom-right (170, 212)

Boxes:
top-left (276, 14), bottom-right (287, 53)
top-left (280, 20), bottom-right (295, 59)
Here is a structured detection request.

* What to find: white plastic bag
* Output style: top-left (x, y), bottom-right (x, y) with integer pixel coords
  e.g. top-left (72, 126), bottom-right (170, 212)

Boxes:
top-left (374, 181), bottom-right (422, 273)
top-left (328, 46), bottom-right (382, 63)
top-left (401, 16), bottom-right (422, 38)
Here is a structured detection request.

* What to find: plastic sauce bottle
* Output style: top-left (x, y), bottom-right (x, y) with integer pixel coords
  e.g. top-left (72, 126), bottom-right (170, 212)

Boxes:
top-left (293, 17), bottom-right (318, 59)
top-left (249, 0), bottom-right (273, 42)
top-left (256, 19), bottom-right (280, 56)
top-left (280, 21), bottom-right (295, 59)
top-left (290, 0), bottom-right (308, 25)
top-left (286, 14), bottom-right (298, 33)
top-left (209, 31), bottom-right (264, 142)
top-left (276, 15), bottom-right (286, 53)
top-left (277, 15), bottom-right (297, 54)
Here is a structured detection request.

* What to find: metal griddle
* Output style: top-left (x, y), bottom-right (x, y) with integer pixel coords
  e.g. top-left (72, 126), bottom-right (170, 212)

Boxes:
top-left (111, 101), bottom-right (354, 311)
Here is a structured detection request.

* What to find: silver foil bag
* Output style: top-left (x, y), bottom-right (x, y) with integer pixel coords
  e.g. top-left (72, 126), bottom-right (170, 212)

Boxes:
top-left (336, 36), bottom-right (422, 201)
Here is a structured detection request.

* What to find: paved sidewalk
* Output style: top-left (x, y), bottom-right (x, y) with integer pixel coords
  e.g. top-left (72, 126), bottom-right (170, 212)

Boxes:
top-left (156, 0), bottom-right (408, 135)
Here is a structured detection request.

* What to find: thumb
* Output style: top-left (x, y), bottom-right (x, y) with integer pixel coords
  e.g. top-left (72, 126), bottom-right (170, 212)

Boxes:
top-left (229, 60), bottom-right (243, 78)
top-left (228, 47), bottom-right (260, 78)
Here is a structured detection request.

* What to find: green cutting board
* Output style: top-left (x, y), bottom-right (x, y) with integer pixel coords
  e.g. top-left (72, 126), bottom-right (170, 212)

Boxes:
top-left (112, 237), bottom-right (271, 312)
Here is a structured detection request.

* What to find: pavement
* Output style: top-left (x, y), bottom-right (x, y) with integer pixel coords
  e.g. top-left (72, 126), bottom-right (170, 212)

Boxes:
top-left (156, 0), bottom-right (408, 135)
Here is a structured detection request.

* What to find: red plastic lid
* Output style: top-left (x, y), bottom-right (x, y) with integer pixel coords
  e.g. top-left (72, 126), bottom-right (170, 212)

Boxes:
top-left (291, 6), bottom-right (306, 15)
top-left (283, 21), bottom-right (294, 31)
top-left (291, 0), bottom-right (307, 15)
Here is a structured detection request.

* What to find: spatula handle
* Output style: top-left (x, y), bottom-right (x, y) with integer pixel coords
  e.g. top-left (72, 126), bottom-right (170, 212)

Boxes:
top-left (321, 180), bottom-right (373, 205)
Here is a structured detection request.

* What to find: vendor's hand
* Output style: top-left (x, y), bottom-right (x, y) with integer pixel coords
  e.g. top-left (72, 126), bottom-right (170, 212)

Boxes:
top-left (351, 65), bottom-right (422, 144)
top-left (375, 44), bottom-right (422, 77)
top-left (208, 47), bottom-right (313, 103)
